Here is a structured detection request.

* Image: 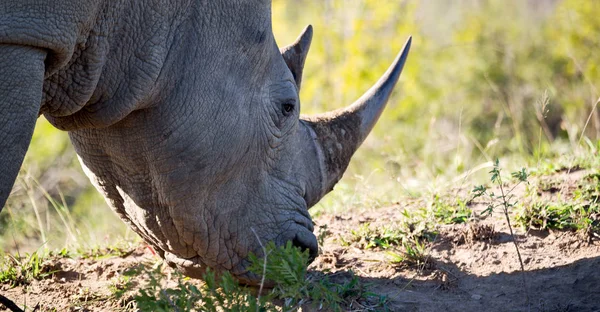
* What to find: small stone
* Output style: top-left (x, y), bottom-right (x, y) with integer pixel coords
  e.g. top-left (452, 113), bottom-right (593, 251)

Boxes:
top-left (471, 294), bottom-right (482, 300)
top-left (570, 241), bottom-right (580, 249)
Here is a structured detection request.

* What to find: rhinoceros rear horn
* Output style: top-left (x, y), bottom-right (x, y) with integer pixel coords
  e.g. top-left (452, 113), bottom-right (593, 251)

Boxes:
top-left (280, 25), bottom-right (313, 90)
top-left (304, 36), bottom-right (412, 193)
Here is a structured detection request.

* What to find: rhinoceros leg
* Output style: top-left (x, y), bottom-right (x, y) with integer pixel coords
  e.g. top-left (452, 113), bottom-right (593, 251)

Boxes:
top-left (0, 45), bottom-right (46, 210)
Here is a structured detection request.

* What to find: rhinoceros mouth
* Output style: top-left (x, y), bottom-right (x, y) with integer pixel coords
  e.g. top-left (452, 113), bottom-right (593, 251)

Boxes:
top-left (163, 252), bottom-right (207, 278)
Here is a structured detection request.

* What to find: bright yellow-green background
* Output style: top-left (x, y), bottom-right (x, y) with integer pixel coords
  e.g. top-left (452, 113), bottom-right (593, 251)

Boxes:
top-left (2, 0), bottom-right (599, 253)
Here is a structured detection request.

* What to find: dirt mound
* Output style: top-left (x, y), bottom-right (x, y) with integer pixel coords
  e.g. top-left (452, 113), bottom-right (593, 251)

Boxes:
top-left (311, 206), bottom-right (600, 311)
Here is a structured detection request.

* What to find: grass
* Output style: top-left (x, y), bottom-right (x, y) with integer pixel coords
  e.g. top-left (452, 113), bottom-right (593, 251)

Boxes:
top-left (517, 171), bottom-right (600, 238)
top-left (431, 195), bottom-right (472, 225)
top-left (345, 223), bottom-right (405, 250)
top-left (386, 240), bottom-right (429, 268)
top-left (344, 217), bottom-right (437, 250)
top-left (0, 250), bottom-right (55, 286)
top-left (106, 242), bottom-right (388, 312)
top-left (1, 170), bottom-right (132, 255)
top-left (340, 197), bottom-right (471, 270)
top-left (518, 202), bottom-right (594, 231)
top-left (79, 241), bottom-right (138, 260)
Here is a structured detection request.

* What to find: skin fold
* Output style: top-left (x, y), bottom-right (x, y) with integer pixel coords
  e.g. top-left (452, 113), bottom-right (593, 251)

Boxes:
top-left (0, 0), bottom-right (410, 283)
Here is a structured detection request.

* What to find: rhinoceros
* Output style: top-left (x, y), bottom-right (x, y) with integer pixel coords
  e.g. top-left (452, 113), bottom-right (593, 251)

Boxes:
top-left (0, 0), bottom-right (410, 283)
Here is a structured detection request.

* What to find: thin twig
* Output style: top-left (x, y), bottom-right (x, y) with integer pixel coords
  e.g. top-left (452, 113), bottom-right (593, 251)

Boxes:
top-left (6, 205), bottom-right (22, 258)
top-left (504, 181), bottom-right (526, 201)
top-left (250, 227), bottom-right (268, 311)
top-left (579, 97), bottom-right (600, 146)
top-left (496, 175), bottom-right (530, 309)
top-left (161, 289), bottom-right (180, 312)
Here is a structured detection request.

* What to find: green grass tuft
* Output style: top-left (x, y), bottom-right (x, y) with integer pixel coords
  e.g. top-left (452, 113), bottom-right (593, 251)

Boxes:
top-left (0, 251), bottom-right (55, 286)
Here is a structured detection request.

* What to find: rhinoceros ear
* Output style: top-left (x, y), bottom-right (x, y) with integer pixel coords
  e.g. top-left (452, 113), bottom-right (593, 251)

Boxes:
top-left (280, 25), bottom-right (313, 91)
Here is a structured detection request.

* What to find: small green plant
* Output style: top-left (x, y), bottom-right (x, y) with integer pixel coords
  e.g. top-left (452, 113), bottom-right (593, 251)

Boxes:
top-left (0, 261), bottom-right (17, 285)
top-left (431, 195), bottom-right (472, 224)
top-left (317, 224), bottom-right (330, 248)
top-left (80, 242), bottom-right (136, 260)
top-left (472, 160), bottom-right (529, 217)
top-left (517, 171), bottom-right (600, 237)
top-left (54, 247), bottom-right (72, 258)
top-left (249, 241), bottom-right (376, 311)
top-left (249, 241), bottom-right (311, 303)
top-left (346, 220), bottom-right (432, 269)
top-left (347, 216), bottom-right (437, 252)
top-left (575, 172), bottom-right (600, 203)
top-left (348, 223), bottom-right (406, 249)
top-left (517, 202), bottom-right (584, 230)
top-left (399, 208), bottom-right (439, 241)
top-left (0, 251), bottom-right (55, 286)
top-left (471, 159), bottom-right (530, 306)
top-left (386, 239), bottom-right (428, 268)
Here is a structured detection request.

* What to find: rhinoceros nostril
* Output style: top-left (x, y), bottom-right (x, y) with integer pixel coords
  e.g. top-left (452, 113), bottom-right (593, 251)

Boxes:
top-left (292, 232), bottom-right (319, 262)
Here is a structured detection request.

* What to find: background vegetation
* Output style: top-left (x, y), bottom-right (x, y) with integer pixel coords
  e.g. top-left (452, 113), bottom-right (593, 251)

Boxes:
top-left (2, 0), bottom-right (598, 256)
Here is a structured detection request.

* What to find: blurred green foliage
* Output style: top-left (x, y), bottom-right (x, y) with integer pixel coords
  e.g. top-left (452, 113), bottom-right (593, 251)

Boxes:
top-left (273, 0), bottom-right (600, 212)
top-left (1, 118), bottom-right (130, 253)
top-left (2, 0), bottom-right (599, 253)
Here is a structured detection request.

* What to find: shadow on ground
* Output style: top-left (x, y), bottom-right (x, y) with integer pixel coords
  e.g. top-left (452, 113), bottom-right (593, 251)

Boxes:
top-left (310, 255), bottom-right (600, 312)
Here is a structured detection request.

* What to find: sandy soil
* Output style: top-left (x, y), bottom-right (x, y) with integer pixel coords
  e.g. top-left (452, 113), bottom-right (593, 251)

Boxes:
top-left (1, 169), bottom-right (599, 311)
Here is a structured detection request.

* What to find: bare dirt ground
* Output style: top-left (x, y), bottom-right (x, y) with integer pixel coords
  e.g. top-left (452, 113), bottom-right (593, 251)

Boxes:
top-left (1, 169), bottom-right (599, 311)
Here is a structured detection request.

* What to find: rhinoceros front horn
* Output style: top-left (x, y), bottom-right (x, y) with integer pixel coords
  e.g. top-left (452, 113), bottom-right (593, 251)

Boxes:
top-left (304, 36), bottom-right (412, 194)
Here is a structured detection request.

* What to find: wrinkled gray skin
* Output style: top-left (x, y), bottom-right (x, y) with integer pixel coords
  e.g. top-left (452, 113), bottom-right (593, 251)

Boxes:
top-left (0, 0), bottom-right (410, 283)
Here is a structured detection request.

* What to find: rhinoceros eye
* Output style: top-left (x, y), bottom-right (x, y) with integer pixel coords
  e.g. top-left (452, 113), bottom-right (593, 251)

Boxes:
top-left (281, 102), bottom-right (295, 116)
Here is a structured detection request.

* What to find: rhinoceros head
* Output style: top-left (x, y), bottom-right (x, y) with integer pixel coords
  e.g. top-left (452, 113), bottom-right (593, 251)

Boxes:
top-left (119, 26), bottom-right (410, 284)
top-left (0, 1), bottom-right (410, 285)
top-left (152, 24), bottom-right (411, 283)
